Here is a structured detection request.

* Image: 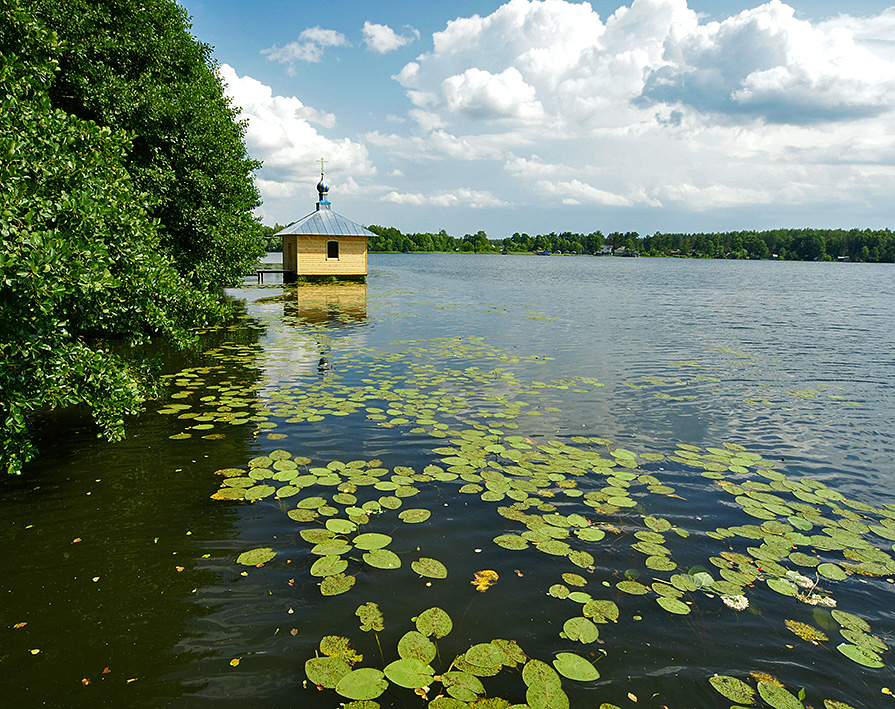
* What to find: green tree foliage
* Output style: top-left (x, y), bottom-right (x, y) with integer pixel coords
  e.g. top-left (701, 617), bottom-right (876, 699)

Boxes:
top-left (28, 0), bottom-right (265, 288)
top-left (1, 3), bottom-right (230, 474)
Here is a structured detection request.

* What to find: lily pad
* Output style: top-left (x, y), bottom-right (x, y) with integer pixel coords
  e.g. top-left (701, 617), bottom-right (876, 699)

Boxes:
top-left (236, 548), bottom-right (276, 566)
top-left (352, 533), bottom-right (392, 550)
top-left (441, 671), bottom-right (485, 702)
top-left (310, 555), bottom-right (348, 577)
top-left (757, 681), bottom-right (804, 709)
top-left (836, 642), bottom-right (884, 668)
top-left (363, 549), bottom-right (401, 569)
top-left (398, 508), bottom-right (431, 524)
top-left (305, 656), bottom-right (351, 689)
top-left (562, 617), bottom-right (599, 643)
top-left (411, 557), bottom-right (447, 579)
top-left (320, 573), bottom-right (356, 596)
top-left (335, 668), bottom-right (388, 701)
top-left (552, 652), bottom-right (599, 681)
top-left (616, 580), bottom-right (649, 595)
top-left (356, 602), bottom-right (384, 632)
top-left (383, 658), bottom-right (434, 689)
top-left (709, 675), bottom-right (756, 704)
top-left (415, 607), bottom-right (453, 638)
top-left (657, 597), bottom-right (690, 615)
top-left (493, 534), bottom-right (529, 550)
top-left (397, 630), bottom-right (436, 663)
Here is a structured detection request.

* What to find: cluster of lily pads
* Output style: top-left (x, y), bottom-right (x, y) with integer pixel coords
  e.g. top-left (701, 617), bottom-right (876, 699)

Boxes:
top-left (302, 602), bottom-right (617, 708)
top-left (158, 324), bottom-right (891, 708)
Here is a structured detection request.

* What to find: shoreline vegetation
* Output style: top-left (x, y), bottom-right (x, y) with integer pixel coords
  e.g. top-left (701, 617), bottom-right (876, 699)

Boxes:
top-left (365, 225), bottom-right (895, 262)
top-left (262, 224), bottom-right (895, 262)
top-left (2, 0), bottom-right (265, 474)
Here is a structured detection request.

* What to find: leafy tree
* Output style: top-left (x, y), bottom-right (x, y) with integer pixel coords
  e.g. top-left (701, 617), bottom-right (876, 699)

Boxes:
top-left (28, 0), bottom-right (265, 288)
top-left (1, 3), bottom-right (228, 474)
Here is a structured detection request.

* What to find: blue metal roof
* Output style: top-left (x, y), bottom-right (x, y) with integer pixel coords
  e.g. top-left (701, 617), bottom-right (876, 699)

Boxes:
top-left (277, 203), bottom-right (374, 237)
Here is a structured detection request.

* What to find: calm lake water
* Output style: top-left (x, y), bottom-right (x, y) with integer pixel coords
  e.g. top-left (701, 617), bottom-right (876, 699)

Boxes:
top-left (2, 254), bottom-right (894, 708)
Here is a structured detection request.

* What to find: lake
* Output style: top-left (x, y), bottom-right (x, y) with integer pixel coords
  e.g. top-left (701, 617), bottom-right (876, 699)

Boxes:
top-left (2, 254), bottom-right (894, 708)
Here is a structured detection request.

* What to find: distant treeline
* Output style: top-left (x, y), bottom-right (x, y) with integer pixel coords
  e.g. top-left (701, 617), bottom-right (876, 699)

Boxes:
top-left (363, 225), bottom-right (895, 262)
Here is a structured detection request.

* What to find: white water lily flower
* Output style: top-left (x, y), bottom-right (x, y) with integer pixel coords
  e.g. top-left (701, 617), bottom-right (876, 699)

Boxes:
top-left (722, 594), bottom-right (749, 610)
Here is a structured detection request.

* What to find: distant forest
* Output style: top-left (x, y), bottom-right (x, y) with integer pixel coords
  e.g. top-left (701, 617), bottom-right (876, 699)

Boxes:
top-left (262, 224), bottom-right (894, 262)
top-left (364, 225), bottom-right (895, 262)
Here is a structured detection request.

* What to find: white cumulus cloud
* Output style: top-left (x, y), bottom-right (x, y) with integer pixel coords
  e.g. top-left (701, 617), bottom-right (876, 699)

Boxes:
top-left (263, 27), bottom-right (349, 74)
top-left (218, 64), bottom-right (374, 204)
top-left (362, 21), bottom-right (419, 53)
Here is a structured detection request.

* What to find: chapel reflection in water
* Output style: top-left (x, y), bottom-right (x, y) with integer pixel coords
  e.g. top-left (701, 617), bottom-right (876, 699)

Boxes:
top-left (282, 283), bottom-right (367, 327)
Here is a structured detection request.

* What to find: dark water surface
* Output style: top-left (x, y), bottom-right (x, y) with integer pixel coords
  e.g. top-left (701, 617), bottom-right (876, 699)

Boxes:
top-left (2, 254), bottom-right (894, 708)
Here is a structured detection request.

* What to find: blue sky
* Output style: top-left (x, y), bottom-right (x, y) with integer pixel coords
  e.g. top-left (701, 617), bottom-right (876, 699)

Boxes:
top-left (180, 0), bottom-right (895, 237)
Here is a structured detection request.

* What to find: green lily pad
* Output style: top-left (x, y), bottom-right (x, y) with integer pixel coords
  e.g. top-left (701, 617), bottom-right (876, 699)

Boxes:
top-left (398, 508), bottom-right (431, 523)
top-left (466, 642), bottom-right (508, 668)
top-left (310, 555), bottom-right (348, 577)
top-left (326, 518), bottom-right (358, 534)
top-left (383, 658), bottom-right (434, 689)
top-left (415, 607), bottom-right (452, 638)
top-left (522, 659), bottom-right (562, 689)
top-left (568, 550), bottom-right (594, 568)
top-left (831, 610), bottom-right (871, 633)
top-left (363, 549), bottom-right (401, 569)
top-left (562, 617), bottom-right (599, 643)
top-left (757, 681), bottom-right (805, 709)
top-left (353, 533), bottom-right (392, 550)
top-left (617, 580), bottom-right (649, 595)
top-left (562, 573), bottom-right (587, 587)
top-left (657, 597), bottom-right (691, 615)
top-left (767, 578), bottom-right (798, 596)
top-left (335, 668), bottom-right (388, 701)
top-left (583, 600), bottom-right (619, 623)
top-left (817, 563), bottom-right (848, 580)
top-left (493, 534), bottom-right (529, 550)
top-left (236, 547), bottom-right (276, 566)
top-left (709, 675), bottom-right (756, 704)
top-left (836, 642), bottom-right (884, 667)
top-left (411, 557), bottom-right (447, 579)
top-left (397, 630), bottom-right (436, 663)
top-left (552, 652), bottom-right (599, 681)
top-left (305, 655), bottom-right (351, 689)
top-left (320, 573), bottom-right (356, 596)
top-left (441, 670), bottom-right (485, 702)
top-left (356, 602), bottom-right (384, 632)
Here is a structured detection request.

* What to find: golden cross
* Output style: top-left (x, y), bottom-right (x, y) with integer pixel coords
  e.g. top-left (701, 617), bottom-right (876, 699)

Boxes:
top-left (318, 157), bottom-right (327, 174)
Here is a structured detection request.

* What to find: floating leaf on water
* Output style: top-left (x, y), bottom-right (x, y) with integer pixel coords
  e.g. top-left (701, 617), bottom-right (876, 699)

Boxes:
top-left (335, 668), bottom-right (388, 701)
top-left (310, 555), bottom-right (348, 577)
top-left (352, 532), bottom-right (392, 550)
top-left (466, 642), bottom-right (508, 669)
top-left (356, 602), bottom-right (384, 632)
top-left (767, 578), bottom-right (798, 597)
top-left (568, 550), bottom-right (594, 569)
top-left (757, 681), bottom-right (805, 709)
top-left (646, 555), bottom-right (677, 571)
top-left (562, 617), bottom-right (599, 643)
top-left (536, 540), bottom-right (572, 556)
top-left (831, 610), bottom-right (871, 633)
top-left (552, 652), bottom-right (599, 682)
top-left (583, 600), bottom-right (619, 623)
top-left (657, 597), bottom-right (690, 615)
top-left (397, 630), bottom-right (437, 663)
top-left (326, 519), bottom-right (358, 535)
top-left (383, 658), bottom-right (434, 689)
top-left (548, 584), bottom-right (570, 599)
top-left (415, 607), bottom-right (453, 638)
top-left (363, 549), bottom-right (401, 570)
top-left (617, 580), bottom-right (649, 595)
top-left (411, 557), bottom-right (447, 579)
top-left (562, 573), bottom-right (587, 587)
top-left (305, 656), bottom-right (351, 689)
top-left (398, 509), bottom-right (431, 524)
top-left (522, 659), bottom-right (562, 689)
top-left (493, 534), bottom-right (529, 550)
top-left (576, 528), bottom-right (605, 542)
top-left (785, 619), bottom-right (828, 644)
top-left (709, 675), bottom-right (756, 704)
top-left (320, 573), bottom-right (356, 596)
top-left (817, 563), bottom-right (847, 580)
top-left (236, 548), bottom-right (276, 566)
top-left (472, 569), bottom-right (499, 592)
top-left (441, 671), bottom-right (485, 702)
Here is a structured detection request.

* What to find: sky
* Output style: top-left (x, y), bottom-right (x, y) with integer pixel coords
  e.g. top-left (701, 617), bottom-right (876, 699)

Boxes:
top-left (179, 0), bottom-right (895, 238)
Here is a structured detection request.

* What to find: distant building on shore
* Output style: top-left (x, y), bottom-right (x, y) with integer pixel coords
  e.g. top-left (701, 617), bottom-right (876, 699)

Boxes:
top-left (276, 163), bottom-right (372, 281)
